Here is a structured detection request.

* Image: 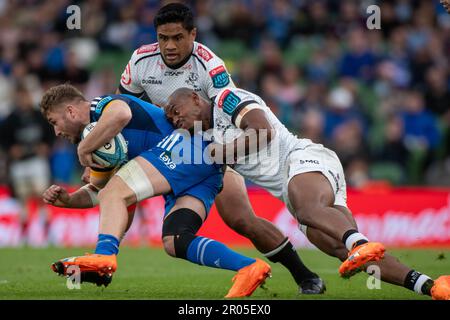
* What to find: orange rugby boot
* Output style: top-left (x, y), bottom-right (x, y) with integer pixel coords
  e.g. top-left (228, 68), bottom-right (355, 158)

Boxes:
top-left (339, 242), bottom-right (385, 278)
top-left (225, 259), bottom-right (271, 298)
top-left (431, 276), bottom-right (450, 300)
top-left (51, 253), bottom-right (117, 287)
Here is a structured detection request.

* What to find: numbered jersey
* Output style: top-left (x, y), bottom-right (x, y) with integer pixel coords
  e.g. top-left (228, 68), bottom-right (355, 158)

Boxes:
top-left (208, 88), bottom-right (314, 198)
top-left (119, 41), bottom-right (235, 107)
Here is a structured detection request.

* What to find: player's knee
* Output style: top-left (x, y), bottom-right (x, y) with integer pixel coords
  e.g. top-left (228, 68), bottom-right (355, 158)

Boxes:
top-left (97, 187), bottom-right (113, 203)
top-left (162, 208), bottom-right (203, 259)
top-left (162, 233), bottom-right (197, 259)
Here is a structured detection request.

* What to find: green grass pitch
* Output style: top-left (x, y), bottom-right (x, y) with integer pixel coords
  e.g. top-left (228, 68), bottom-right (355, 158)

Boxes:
top-left (0, 247), bottom-right (448, 300)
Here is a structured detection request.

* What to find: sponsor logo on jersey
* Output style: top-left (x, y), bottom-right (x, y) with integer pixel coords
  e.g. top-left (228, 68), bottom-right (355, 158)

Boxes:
top-left (209, 65), bottom-right (230, 88)
top-left (185, 72), bottom-right (201, 91)
top-left (218, 90), bottom-right (241, 116)
top-left (299, 159), bottom-right (320, 165)
top-left (142, 76), bottom-right (162, 85)
top-left (158, 151), bottom-right (176, 170)
top-left (121, 63), bottom-right (131, 85)
top-left (95, 96), bottom-right (113, 114)
top-left (164, 70), bottom-right (184, 76)
top-left (195, 44), bottom-right (213, 62)
top-left (137, 43), bottom-right (159, 54)
top-left (215, 118), bottom-right (234, 132)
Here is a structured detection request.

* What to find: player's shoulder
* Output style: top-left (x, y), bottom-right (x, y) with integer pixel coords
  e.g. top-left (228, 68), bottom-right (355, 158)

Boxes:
top-left (215, 88), bottom-right (256, 104)
top-left (91, 94), bottom-right (125, 115)
top-left (129, 42), bottom-right (161, 65)
top-left (90, 95), bottom-right (113, 109)
top-left (214, 88), bottom-right (263, 115)
top-left (192, 41), bottom-right (225, 70)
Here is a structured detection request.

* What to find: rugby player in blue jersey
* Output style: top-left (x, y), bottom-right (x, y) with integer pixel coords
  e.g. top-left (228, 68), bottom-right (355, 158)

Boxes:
top-left (40, 84), bottom-right (271, 298)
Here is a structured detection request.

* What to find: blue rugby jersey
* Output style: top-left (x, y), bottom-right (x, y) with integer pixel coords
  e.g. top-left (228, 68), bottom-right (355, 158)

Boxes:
top-left (89, 94), bottom-right (174, 159)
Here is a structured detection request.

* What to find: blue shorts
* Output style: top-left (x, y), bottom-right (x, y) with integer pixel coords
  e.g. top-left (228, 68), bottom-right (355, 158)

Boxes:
top-left (163, 173), bottom-right (223, 217)
top-left (138, 131), bottom-right (224, 200)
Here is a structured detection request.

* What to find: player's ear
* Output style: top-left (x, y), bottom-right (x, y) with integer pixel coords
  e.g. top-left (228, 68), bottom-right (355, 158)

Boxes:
top-left (190, 27), bottom-right (197, 40)
top-left (66, 104), bottom-right (76, 119)
top-left (192, 91), bottom-right (199, 105)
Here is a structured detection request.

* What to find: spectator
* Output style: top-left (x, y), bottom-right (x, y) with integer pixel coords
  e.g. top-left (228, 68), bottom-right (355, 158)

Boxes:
top-left (400, 90), bottom-right (441, 152)
top-left (373, 114), bottom-right (410, 166)
top-left (324, 84), bottom-right (366, 141)
top-left (0, 84), bottom-right (54, 237)
top-left (299, 107), bottom-right (326, 145)
top-left (338, 27), bottom-right (378, 82)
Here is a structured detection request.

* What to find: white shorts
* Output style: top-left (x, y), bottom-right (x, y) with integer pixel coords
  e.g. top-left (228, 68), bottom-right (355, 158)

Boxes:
top-left (281, 144), bottom-right (348, 234)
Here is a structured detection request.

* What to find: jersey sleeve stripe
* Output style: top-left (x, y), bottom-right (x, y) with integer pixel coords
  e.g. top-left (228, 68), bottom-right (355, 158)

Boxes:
top-left (134, 53), bottom-right (161, 65)
top-left (192, 54), bottom-right (207, 71)
top-left (231, 100), bottom-right (259, 125)
top-left (234, 103), bottom-right (263, 128)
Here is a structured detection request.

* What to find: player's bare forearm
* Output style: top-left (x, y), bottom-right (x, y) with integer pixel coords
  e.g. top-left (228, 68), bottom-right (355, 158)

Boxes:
top-left (66, 185), bottom-right (99, 208)
top-left (218, 109), bottom-right (274, 163)
top-left (43, 184), bottom-right (96, 209)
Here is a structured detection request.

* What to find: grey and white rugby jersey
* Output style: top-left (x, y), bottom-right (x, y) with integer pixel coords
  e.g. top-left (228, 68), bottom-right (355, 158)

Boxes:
top-left (119, 41), bottom-right (235, 107)
top-left (208, 88), bottom-right (315, 198)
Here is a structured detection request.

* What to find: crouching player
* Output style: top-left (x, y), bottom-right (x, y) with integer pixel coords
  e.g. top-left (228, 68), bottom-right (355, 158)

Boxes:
top-left (164, 87), bottom-right (450, 300)
top-left (40, 84), bottom-right (271, 298)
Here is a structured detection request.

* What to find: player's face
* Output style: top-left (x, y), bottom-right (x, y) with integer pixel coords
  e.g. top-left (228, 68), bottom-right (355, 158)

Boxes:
top-left (46, 107), bottom-right (83, 144)
top-left (165, 95), bottom-right (202, 132)
top-left (157, 23), bottom-right (196, 67)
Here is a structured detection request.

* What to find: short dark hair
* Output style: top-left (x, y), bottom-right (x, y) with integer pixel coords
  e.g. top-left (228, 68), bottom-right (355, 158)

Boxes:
top-left (154, 2), bottom-right (195, 31)
top-left (40, 83), bottom-right (86, 116)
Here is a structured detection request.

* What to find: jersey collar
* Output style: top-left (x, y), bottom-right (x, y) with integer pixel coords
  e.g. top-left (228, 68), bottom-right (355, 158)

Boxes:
top-left (161, 46), bottom-right (194, 70)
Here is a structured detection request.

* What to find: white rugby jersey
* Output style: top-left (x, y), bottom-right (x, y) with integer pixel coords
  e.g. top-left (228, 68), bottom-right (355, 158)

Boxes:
top-left (119, 41), bottom-right (235, 107)
top-left (208, 88), bottom-right (314, 198)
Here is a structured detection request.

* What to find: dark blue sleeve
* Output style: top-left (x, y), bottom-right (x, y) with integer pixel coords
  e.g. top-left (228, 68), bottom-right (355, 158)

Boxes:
top-left (90, 94), bottom-right (141, 122)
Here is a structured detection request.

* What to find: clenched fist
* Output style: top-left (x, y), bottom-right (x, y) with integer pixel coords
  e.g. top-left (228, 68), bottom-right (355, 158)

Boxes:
top-left (42, 185), bottom-right (71, 207)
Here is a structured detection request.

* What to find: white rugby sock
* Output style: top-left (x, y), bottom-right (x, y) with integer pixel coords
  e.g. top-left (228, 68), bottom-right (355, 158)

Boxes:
top-left (344, 232), bottom-right (369, 251)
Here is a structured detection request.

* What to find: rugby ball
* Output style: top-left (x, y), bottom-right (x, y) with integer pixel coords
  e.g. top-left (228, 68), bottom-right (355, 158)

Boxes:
top-left (81, 122), bottom-right (128, 168)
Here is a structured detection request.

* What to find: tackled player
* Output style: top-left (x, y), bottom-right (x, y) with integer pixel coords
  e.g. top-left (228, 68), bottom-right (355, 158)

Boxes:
top-left (40, 84), bottom-right (271, 298)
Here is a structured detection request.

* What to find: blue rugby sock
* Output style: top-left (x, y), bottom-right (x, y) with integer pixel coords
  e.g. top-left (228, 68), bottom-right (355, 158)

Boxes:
top-left (186, 236), bottom-right (256, 271)
top-left (94, 234), bottom-right (120, 255)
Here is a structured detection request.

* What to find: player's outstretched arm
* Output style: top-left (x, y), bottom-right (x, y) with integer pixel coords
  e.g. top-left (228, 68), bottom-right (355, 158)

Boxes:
top-left (77, 99), bottom-right (132, 168)
top-left (42, 169), bottom-right (113, 208)
top-left (42, 184), bottom-right (97, 208)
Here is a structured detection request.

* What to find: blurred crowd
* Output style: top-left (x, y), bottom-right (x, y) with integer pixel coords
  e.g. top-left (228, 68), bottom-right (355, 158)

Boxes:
top-left (0, 0), bottom-right (449, 209)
